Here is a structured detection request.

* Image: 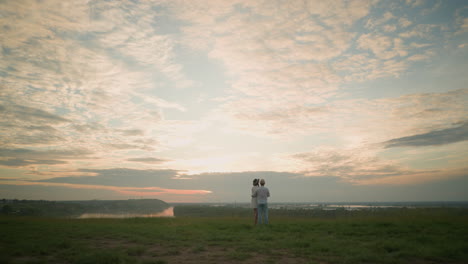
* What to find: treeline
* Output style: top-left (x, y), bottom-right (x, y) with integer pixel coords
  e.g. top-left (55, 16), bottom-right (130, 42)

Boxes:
top-left (4, 200), bottom-right (467, 219)
top-left (174, 205), bottom-right (251, 217)
top-left (0, 199), bottom-right (169, 217)
top-left (174, 204), bottom-right (468, 218)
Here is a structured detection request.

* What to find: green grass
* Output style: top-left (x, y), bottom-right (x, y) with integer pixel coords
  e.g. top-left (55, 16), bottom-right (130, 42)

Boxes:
top-left (1, 210), bottom-right (467, 264)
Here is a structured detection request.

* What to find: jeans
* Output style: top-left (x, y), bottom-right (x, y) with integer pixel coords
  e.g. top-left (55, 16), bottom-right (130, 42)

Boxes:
top-left (257, 203), bottom-right (269, 224)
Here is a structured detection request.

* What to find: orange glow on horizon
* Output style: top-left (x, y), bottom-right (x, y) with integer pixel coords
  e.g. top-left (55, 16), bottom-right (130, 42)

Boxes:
top-left (0, 180), bottom-right (212, 197)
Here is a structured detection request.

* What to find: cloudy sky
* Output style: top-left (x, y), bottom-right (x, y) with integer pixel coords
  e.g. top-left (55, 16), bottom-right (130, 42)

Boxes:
top-left (1, 0), bottom-right (467, 203)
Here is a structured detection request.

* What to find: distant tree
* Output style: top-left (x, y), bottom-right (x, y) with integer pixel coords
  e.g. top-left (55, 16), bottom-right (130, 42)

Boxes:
top-left (2, 205), bottom-right (13, 214)
top-left (19, 207), bottom-right (41, 216)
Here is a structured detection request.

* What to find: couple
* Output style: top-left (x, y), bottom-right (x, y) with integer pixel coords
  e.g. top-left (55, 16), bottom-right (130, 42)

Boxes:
top-left (251, 178), bottom-right (270, 225)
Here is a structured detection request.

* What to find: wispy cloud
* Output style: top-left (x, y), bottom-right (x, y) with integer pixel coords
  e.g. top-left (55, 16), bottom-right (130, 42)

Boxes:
top-left (0, 168), bottom-right (212, 198)
top-left (0, 0), bottom-right (191, 172)
top-left (384, 121), bottom-right (468, 148)
top-left (0, 103), bottom-right (70, 146)
top-left (290, 146), bottom-right (409, 182)
top-left (290, 146), bottom-right (468, 185)
top-left (127, 157), bottom-right (168, 164)
top-left (405, 0), bottom-right (425, 8)
top-left (173, 1), bottom-right (374, 137)
top-left (0, 148), bottom-right (94, 161)
top-left (0, 103), bottom-right (69, 124)
top-left (0, 159), bottom-right (67, 167)
top-left (0, 179), bottom-right (211, 197)
top-left (172, 0), bottom-right (460, 139)
top-left (36, 168), bottom-right (179, 187)
top-left (358, 168), bottom-right (468, 185)
top-left (0, 147), bottom-right (94, 173)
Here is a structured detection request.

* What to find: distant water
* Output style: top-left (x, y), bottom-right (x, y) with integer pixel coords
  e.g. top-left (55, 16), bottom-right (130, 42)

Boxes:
top-left (78, 206), bottom-right (174, 218)
top-left (189, 201), bottom-right (468, 211)
top-left (275, 201), bottom-right (468, 210)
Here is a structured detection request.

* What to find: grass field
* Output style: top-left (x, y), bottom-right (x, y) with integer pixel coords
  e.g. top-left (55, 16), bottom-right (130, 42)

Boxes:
top-left (1, 208), bottom-right (468, 264)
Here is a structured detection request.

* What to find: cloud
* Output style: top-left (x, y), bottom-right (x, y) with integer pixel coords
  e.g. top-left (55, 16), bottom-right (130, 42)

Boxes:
top-left (0, 158), bottom-right (67, 167)
top-left (399, 24), bottom-right (441, 39)
top-left (0, 179), bottom-right (211, 198)
top-left (0, 147), bottom-right (94, 169)
top-left (0, 103), bottom-right (69, 124)
top-left (1, 169), bottom-right (348, 202)
top-left (384, 122), bottom-right (468, 148)
top-left (0, 148), bottom-right (93, 161)
top-left (0, 169), bottom-right (296, 201)
top-left (105, 143), bottom-right (154, 151)
top-left (218, 86), bottom-right (467, 142)
top-left (289, 146), bottom-right (468, 185)
top-left (359, 167), bottom-right (468, 185)
top-left (172, 0), bottom-right (376, 138)
top-left (0, 167), bottom-right (213, 199)
top-left (117, 129), bottom-right (145, 137)
top-left (72, 123), bottom-right (107, 133)
top-left (407, 51), bottom-right (434, 61)
top-left (357, 33), bottom-right (399, 59)
top-left (0, 131), bottom-right (65, 146)
top-left (365, 11), bottom-right (395, 29)
top-left (3, 171), bottom-right (468, 202)
top-left (406, 0), bottom-right (425, 8)
top-left (398, 17), bottom-right (413, 28)
top-left (0, 102), bottom-right (71, 146)
top-left (20, 168), bottom-right (347, 202)
top-left (311, 89), bottom-right (468, 145)
top-left (290, 147), bottom-right (410, 182)
top-left (172, 0), bottom-right (459, 139)
top-left (0, 148), bottom-right (93, 159)
top-left (216, 99), bottom-right (329, 136)
top-left (304, 0), bottom-right (372, 26)
top-left (38, 168), bottom-right (181, 187)
top-left (0, 0), bottom-right (205, 185)
top-left (383, 25), bottom-right (397, 32)
top-left (115, 187), bottom-right (211, 196)
top-left (127, 157), bottom-right (168, 164)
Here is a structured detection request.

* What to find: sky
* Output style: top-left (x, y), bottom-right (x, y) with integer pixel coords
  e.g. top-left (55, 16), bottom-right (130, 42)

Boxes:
top-left (0, 0), bottom-right (467, 203)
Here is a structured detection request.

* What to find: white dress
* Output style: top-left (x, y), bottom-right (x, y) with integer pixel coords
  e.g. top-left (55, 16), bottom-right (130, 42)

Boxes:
top-left (251, 186), bottom-right (259, 208)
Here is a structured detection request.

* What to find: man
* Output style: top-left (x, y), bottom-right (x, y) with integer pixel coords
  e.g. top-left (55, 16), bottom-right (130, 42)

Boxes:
top-left (252, 179), bottom-right (270, 224)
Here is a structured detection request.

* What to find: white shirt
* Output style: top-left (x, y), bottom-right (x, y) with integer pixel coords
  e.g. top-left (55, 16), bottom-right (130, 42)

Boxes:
top-left (253, 186), bottom-right (270, 204)
top-left (251, 186), bottom-right (259, 208)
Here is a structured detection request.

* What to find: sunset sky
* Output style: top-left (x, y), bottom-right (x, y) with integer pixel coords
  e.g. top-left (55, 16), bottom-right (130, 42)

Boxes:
top-left (1, 0), bottom-right (467, 203)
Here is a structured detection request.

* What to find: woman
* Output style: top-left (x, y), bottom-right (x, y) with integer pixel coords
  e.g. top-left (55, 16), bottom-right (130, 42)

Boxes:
top-left (251, 178), bottom-right (260, 225)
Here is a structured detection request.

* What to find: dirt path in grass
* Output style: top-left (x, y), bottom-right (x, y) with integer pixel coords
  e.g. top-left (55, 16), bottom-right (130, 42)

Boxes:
top-left (95, 238), bottom-right (314, 264)
top-left (144, 245), bottom-right (311, 264)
